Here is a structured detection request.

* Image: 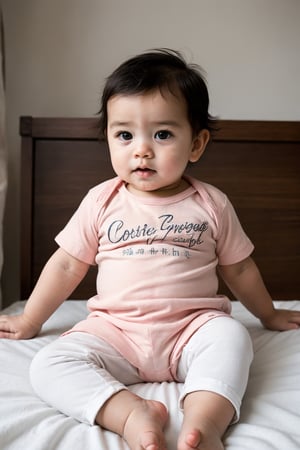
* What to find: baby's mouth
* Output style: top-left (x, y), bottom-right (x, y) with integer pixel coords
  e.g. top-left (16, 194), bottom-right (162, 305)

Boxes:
top-left (134, 167), bottom-right (155, 173)
top-left (133, 167), bottom-right (156, 177)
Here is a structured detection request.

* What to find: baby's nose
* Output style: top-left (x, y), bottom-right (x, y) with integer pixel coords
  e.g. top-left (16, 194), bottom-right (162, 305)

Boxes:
top-left (134, 142), bottom-right (154, 158)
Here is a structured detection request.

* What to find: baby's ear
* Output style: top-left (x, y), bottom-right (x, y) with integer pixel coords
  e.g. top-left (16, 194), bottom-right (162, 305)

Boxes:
top-left (189, 129), bottom-right (210, 163)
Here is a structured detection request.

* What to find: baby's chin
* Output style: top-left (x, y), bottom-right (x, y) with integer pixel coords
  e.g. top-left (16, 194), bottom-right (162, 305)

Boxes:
top-left (126, 178), bottom-right (188, 198)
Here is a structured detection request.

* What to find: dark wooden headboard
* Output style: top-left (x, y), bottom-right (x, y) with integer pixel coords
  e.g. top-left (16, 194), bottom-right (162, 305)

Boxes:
top-left (20, 117), bottom-right (300, 300)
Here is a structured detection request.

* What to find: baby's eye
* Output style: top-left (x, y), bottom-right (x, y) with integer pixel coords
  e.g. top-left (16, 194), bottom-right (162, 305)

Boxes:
top-left (117, 131), bottom-right (132, 141)
top-left (155, 130), bottom-right (172, 140)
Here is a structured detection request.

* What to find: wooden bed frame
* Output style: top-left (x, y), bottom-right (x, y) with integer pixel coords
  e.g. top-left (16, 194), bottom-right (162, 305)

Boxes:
top-left (20, 117), bottom-right (300, 300)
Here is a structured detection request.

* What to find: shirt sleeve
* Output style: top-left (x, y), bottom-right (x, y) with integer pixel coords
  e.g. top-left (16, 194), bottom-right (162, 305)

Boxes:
top-left (215, 195), bottom-right (254, 266)
top-left (55, 189), bottom-right (100, 265)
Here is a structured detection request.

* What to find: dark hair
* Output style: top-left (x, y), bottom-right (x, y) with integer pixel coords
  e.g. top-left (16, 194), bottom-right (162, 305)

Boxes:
top-left (99, 48), bottom-right (215, 138)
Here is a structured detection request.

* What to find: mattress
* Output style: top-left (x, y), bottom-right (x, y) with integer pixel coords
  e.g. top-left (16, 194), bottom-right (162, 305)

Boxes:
top-left (1, 300), bottom-right (300, 450)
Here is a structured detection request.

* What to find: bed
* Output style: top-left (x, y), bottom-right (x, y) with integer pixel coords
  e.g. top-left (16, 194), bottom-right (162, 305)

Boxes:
top-left (0, 117), bottom-right (300, 449)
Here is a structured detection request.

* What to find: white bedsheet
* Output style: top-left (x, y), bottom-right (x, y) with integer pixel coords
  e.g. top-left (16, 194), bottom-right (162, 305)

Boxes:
top-left (1, 300), bottom-right (300, 450)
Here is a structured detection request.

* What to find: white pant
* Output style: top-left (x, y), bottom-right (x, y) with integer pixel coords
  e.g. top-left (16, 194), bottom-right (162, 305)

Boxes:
top-left (30, 316), bottom-right (253, 425)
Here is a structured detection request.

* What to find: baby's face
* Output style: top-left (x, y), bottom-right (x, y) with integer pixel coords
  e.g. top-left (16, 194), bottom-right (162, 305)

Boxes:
top-left (106, 89), bottom-right (207, 198)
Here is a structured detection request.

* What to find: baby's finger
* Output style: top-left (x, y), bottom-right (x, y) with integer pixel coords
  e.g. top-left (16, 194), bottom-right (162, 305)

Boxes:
top-left (0, 331), bottom-right (18, 339)
top-left (0, 323), bottom-right (18, 339)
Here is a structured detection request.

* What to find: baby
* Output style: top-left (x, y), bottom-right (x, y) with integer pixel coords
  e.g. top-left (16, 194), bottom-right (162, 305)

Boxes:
top-left (1, 48), bottom-right (300, 450)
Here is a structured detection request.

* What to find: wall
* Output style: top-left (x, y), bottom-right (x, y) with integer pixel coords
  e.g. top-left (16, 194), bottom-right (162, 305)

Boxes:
top-left (1, 0), bottom-right (300, 306)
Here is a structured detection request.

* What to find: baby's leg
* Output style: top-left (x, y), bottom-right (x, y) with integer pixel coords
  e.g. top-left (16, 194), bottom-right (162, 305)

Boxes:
top-left (96, 390), bottom-right (168, 450)
top-left (178, 391), bottom-right (233, 450)
top-left (30, 332), bottom-right (168, 449)
top-left (176, 316), bottom-right (253, 450)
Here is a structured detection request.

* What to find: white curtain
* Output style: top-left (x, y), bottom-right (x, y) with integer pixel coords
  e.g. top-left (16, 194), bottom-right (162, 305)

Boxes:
top-left (0, 7), bottom-right (7, 308)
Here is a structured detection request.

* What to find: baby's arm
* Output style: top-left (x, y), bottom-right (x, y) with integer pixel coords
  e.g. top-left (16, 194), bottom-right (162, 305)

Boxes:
top-left (218, 256), bottom-right (300, 331)
top-left (0, 248), bottom-right (90, 339)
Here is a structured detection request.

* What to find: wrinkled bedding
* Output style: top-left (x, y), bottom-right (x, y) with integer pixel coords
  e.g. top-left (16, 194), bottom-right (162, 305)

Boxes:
top-left (1, 300), bottom-right (300, 450)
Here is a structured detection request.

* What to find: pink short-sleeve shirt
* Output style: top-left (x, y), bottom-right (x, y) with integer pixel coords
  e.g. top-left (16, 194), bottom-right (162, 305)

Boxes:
top-left (56, 176), bottom-right (254, 381)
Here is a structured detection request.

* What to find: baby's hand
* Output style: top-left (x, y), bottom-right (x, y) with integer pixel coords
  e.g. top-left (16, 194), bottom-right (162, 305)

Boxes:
top-left (261, 308), bottom-right (300, 331)
top-left (0, 314), bottom-right (41, 339)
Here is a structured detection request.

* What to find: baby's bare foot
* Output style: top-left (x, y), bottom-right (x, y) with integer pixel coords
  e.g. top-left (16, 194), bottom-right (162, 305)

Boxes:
top-left (123, 399), bottom-right (168, 450)
top-left (178, 391), bottom-right (233, 450)
top-left (178, 424), bottom-right (224, 450)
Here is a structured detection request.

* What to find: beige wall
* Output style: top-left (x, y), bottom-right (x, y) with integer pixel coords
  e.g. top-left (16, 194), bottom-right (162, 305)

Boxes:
top-left (1, 0), bottom-right (300, 306)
